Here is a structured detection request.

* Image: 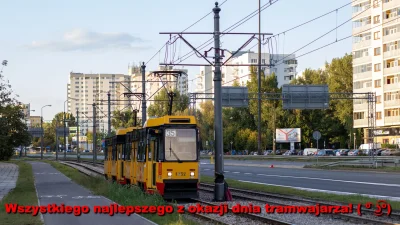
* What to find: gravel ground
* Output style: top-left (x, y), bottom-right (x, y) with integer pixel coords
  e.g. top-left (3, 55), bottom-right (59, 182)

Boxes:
top-left (224, 189), bottom-right (399, 224)
top-left (196, 192), bottom-right (361, 225)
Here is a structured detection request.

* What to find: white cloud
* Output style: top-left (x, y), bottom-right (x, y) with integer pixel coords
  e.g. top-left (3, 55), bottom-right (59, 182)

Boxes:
top-left (26, 29), bottom-right (149, 52)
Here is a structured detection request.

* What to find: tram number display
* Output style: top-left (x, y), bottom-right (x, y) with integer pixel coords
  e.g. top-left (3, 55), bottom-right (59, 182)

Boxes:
top-left (165, 129), bottom-right (177, 137)
top-left (176, 172), bottom-right (186, 176)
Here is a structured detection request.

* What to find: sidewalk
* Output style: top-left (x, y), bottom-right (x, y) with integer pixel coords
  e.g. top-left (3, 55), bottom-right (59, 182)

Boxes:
top-left (0, 162), bottom-right (18, 201)
top-left (29, 161), bottom-right (156, 225)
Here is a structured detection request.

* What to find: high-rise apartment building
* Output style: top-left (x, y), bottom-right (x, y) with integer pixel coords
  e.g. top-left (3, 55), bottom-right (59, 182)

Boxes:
top-left (67, 72), bottom-right (131, 132)
top-left (352, 0), bottom-right (400, 145)
top-left (194, 51), bottom-right (297, 107)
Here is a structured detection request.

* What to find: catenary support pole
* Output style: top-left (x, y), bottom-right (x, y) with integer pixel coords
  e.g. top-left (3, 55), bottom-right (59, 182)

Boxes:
top-left (213, 2), bottom-right (224, 202)
top-left (76, 109), bottom-right (80, 162)
top-left (257, 0), bottom-right (262, 155)
top-left (141, 62), bottom-right (147, 126)
top-left (93, 103), bottom-right (97, 165)
top-left (108, 92), bottom-right (111, 135)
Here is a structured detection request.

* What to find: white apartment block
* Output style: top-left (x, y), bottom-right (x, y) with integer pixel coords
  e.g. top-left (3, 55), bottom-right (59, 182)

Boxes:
top-left (128, 65), bottom-right (189, 116)
top-left (352, 0), bottom-right (400, 145)
top-left (194, 51), bottom-right (297, 107)
top-left (67, 72), bottom-right (130, 132)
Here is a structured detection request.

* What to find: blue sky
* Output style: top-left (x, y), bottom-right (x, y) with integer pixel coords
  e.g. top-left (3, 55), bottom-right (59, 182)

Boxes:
top-left (0, 0), bottom-right (352, 120)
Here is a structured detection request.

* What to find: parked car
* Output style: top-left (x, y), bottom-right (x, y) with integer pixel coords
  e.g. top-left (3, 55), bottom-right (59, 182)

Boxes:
top-left (316, 149), bottom-right (335, 156)
top-left (339, 149), bottom-right (350, 156)
top-left (304, 148), bottom-right (318, 156)
top-left (349, 149), bottom-right (363, 156)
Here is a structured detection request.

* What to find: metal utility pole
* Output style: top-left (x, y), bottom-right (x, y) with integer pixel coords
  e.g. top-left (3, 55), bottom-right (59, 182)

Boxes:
top-left (257, 0), bottom-right (262, 155)
top-left (141, 62), bottom-right (147, 126)
top-left (76, 109), bottom-right (80, 162)
top-left (40, 105), bottom-right (51, 160)
top-left (158, 2), bottom-right (273, 202)
top-left (212, 2), bottom-right (224, 202)
top-left (93, 103), bottom-right (97, 165)
top-left (107, 92), bottom-right (111, 136)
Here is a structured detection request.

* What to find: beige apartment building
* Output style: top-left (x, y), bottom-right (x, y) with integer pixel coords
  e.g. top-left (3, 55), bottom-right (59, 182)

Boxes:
top-left (352, 0), bottom-right (400, 145)
top-left (67, 72), bottom-right (131, 132)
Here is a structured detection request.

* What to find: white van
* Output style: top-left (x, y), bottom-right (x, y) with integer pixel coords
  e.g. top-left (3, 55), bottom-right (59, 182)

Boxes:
top-left (303, 148), bottom-right (318, 156)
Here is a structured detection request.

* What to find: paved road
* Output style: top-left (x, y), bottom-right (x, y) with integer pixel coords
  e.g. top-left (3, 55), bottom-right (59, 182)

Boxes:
top-left (29, 161), bottom-right (155, 225)
top-left (200, 159), bottom-right (310, 167)
top-left (200, 163), bottom-right (400, 201)
top-left (0, 162), bottom-right (18, 201)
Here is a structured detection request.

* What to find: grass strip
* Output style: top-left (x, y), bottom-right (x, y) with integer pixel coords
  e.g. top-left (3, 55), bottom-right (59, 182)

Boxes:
top-left (47, 161), bottom-right (198, 225)
top-left (304, 164), bottom-right (400, 173)
top-left (200, 175), bottom-right (400, 210)
top-left (0, 161), bottom-right (43, 225)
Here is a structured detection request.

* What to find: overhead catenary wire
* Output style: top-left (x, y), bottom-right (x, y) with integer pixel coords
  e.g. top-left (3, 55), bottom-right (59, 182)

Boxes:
top-left (145, 0), bottom-right (229, 66)
top-left (247, 1), bottom-right (352, 52)
top-left (275, 11), bottom-right (398, 67)
top-left (176, 0), bottom-right (281, 64)
top-left (275, 0), bottom-right (381, 65)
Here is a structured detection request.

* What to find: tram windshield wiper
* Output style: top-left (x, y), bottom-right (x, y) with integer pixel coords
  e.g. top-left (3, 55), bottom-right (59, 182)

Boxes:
top-left (169, 140), bottom-right (182, 163)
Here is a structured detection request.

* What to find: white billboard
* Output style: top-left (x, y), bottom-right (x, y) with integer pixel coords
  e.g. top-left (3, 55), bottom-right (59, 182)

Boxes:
top-left (72, 136), bottom-right (87, 142)
top-left (276, 128), bottom-right (301, 143)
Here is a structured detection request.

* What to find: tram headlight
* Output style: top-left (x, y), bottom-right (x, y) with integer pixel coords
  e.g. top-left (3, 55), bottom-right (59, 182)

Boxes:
top-left (190, 172), bottom-right (195, 177)
top-left (167, 172), bottom-right (172, 177)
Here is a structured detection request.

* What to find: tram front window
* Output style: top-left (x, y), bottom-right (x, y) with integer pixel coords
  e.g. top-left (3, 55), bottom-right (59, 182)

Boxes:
top-left (164, 128), bottom-right (197, 161)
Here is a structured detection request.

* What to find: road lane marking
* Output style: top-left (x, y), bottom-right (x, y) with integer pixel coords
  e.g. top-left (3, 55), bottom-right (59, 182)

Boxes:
top-left (244, 173), bottom-right (252, 175)
top-left (255, 174), bottom-right (400, 187)
top-left (232, 172), bottom-right (240, 174)
top-left (224, 171), bottom-right (230, 173)
top-left (204, 169), bottom-right (210, 171)
top-left (237, 180), bottom-right (400, 202)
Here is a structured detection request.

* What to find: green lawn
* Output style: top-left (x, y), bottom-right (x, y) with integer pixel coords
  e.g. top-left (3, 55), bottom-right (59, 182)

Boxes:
top-left (0, 161), bottom-right (43, 225)
top-left (47, 161), bottom-right (197, 225)
top-left (200, 175), bottom-right (400, 210)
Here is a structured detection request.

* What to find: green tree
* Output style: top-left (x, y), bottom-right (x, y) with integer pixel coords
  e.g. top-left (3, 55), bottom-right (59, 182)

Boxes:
top-left (0, 72), bottom-right (31, 160)
top-left (112, 109), bottom-right (142, 128)
top-left (147, 89), bottom-right (189, 117)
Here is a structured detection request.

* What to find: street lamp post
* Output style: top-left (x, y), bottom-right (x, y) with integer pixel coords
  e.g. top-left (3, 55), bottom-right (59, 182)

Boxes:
top-left (353, 133), bottom-right (356, 150)
top-left (41, 105), bottom-right (51, 160)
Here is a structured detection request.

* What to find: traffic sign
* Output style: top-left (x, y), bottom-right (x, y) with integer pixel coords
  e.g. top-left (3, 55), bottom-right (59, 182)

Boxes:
top-left (313, 131), bottom-right (321, 140)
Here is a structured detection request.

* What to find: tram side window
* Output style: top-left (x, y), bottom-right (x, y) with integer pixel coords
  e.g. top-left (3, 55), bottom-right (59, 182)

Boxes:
top-left (112, 143), bottom-right (116, 160)
top-left (157, 137), bottom-right (164, 161)
top-left (126, 142), bottom-right (131, 160)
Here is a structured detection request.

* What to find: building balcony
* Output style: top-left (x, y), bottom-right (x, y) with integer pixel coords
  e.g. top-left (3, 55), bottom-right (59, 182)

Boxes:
top-left (385, 116), bottom-right (400, 125)
top-left (352, 0), bottom-right (370, 6)
top-left (353, 56), bottom-right (371, 65)
top-left (384, 83), bottom-right (400, 91)
top-left (384, 100), bottom-right (400, 107)
top-left (382, 17), bottom-right (400, 28)
top-left (353, 24), bottom-right (371, 35)
top-left (352, 39), bottom-right (371, 50)
top-left (354, 118), bottom-right (368, 128)
top-left (354, 103), bottom-right (368, 111)
top-left (383, 1), bottom-right (399, 11)
top-left (383, 66), bottom-right (400, 75)
top-left (383, 48), bottom-right (400, 59)
top-left (352, 7), bottom-right (371, 20)
top-left (353, 71), bottom-right (372, 80)
top-left (383, 32), bottom-right (400, 43)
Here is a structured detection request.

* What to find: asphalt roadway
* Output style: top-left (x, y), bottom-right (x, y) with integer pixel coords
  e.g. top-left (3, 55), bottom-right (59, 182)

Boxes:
top-left (200, 162), bottom-right (400, 201)
top-left (29, 161), bottom-right (155, 225)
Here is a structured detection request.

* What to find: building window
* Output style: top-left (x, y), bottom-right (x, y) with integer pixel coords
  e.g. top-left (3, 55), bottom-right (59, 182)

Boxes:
top-left (354, 112), bottom-right (365, 120)
top-left (385, 108), bottom-right (399, 117)
top-left (374, 63), bottom-right (381, 72)
top-left (373, 0), bottom-right (379, 8)
top-left (374, 47), bottom-right (381, 56)
top-left (376, 112), bottom-right (382, 120)
top-left (374, 31), bottom-right (380, 40)
top-left (373, 15), bottom-right (380, 24)
top-left (376, 95), bottom-right (382, 103)
top-left (374, 79), bottom-right (381, 87)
